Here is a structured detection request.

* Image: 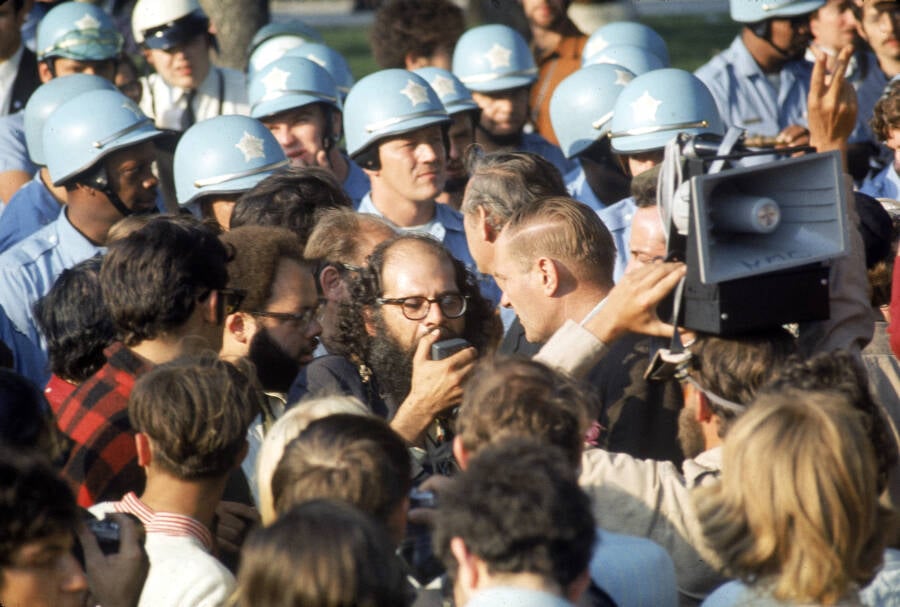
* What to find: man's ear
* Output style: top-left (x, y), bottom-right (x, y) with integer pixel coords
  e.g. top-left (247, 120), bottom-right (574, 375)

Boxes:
top-left (452, 435), bottom-right (470, 471)
top-left (696, 391), bottom-right (714, 423)
top-left (141, 47), bottom-right (155, 68)
top-left (567, 569), bottom-right (592, 604)
top-left (135, 432), bottom-right (153, 468)
top-left (536, 256), bottom-right (560, 296)
top-left (320, 266), bottom-right (345, 300)
top-left (478, 206), bottom-right (500, 244)
top-left (450, 537), bottom-right (480, 594)
top-left (224, 312), bottom-right (257, 345)
top-left (38, 60), bottom-right (53, 83)
top-left (404, 52), bottom-right (430, 70)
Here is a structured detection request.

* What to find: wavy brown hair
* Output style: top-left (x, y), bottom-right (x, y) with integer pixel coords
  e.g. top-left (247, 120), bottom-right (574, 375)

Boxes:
top-left (694, 391), bottom-right (895, 605)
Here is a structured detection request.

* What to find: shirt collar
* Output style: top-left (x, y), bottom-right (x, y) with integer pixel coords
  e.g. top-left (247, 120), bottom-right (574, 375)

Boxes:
top-left (115, 492), bottom-right (215, 552)
top-left (56, 208), bottom-right (106, 268)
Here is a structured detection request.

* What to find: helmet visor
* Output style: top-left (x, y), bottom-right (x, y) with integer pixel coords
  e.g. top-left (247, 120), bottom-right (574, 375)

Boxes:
top-left (142, 12), bottom-right (209, 50)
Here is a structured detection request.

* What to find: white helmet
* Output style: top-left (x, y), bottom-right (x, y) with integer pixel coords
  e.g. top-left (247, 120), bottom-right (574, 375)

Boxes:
top-left (132, 0), bottom-right (210, 49)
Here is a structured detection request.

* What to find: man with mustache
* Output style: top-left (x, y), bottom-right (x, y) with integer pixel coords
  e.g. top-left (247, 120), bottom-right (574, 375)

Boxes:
top-left (695, 0), bottom-right (824, 147)
top-left (290, 234), bottom-right (497, 465)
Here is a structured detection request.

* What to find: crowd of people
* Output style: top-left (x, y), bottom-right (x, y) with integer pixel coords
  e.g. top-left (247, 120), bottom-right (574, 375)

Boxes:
top-left (0, 0), bottom-right (899, 605)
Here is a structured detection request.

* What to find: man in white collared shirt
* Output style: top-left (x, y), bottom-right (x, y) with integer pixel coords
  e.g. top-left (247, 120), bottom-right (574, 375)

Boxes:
top-left (0, 0), bottom-right (38, 117)
top-left (131, 0), bottom-right (249, 209)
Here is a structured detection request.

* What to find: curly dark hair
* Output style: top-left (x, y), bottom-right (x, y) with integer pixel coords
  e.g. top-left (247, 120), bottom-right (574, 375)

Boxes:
top-left (101, 215), bottom-right (228, 347)
top-left (332, 233), bottom-right (499, 364)
top-left (757, 350), bottom-right (899, 494)
top-left (370, 0), bottom-right (465, 69)
top-left (433, 438), bottom-right (595, 590)
top-left (231, 166), bottom-right (352, 248)
top-left (0, 447), bottom-right (78, 566)
top-left (871, 80), bottom-right (900, 142)
top-left (33, 256), bottom-right (114, 383)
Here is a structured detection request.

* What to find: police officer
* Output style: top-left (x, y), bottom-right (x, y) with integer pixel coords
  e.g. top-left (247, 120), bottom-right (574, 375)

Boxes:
top-left (344, 68), bottom-right (499, 304)
top-left (0, 2), bottom-right (122, 204)
top-left (549, 63), bottom-right (635, 213)
top-left (0, 74), bottom-right (117, 254)
top-left (0, 89), bottom-right (162, 386)
top-left (248, 56), bottom-right (368, 205)
top-left (604, 68), bottom-right (724, 280)
top-left (132, 0), bottom-right (249, 209)
top-left (695, 0), bottom-right (824, 145)
top-left (582, 21), bottom-right (670, 67)
top-left (414, 66), bottom-right (480, 210)
top-left (452, 24), bottom-right (572, 177)
top-left (247, 20), bottom-right (323, 76)
top-left (174, 115), bottom-right (288, 230)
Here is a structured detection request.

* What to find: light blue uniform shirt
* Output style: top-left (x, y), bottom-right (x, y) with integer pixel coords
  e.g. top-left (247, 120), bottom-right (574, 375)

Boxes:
top-left (357, 192), bottom-right (501, 306)
top-left (592, 528), bottom-right (678, 607)
top-left (0, 173), bottom-right (62, 254)
top-left (861, 163), bottom-right (900, 199)
top-left (466, 587), bottom-right (574, 607)
top-left (0, 111), bottom-right (37, 201)
top-left (0, 210), bottom-right (104, 386)
top-left (565, 163), bottom-right (605, 212)
top-left (520, 131), bottom-right (577, 177)
top-left (597, 196), bottom-right (636, 283)
top-left (342, 155), bottom-right (370, 207)
top-left (695, 36), bottom-right (810, 139)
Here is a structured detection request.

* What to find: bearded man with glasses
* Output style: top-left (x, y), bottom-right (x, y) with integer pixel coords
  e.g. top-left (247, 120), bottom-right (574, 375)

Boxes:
top-left (289, 233), bottom-right (499, 474)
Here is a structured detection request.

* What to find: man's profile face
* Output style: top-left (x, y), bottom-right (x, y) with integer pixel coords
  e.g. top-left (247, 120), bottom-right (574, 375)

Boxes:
top-left (371, 125), bottom-right (447, 205)
top-left (0, 533), bottom-right (89, 607)
top-left (374, 242), bottom-right (466, 353)
top-left (624, 206), bottom-right (667, 275)
top-left (249, 258), bottom-right (322, 391)
top-left (493, 232), bottom-right (550, 342)
top-left (106, 141), bottom-right (159, 214)
top-left (858, 0), bottom-right (900, 62)
top-left (768, 14), bottom-right (815, 59)
top-left (263, 104), bottom-right (334, 168)
top-left (144, 33), bottom-right (211, 90)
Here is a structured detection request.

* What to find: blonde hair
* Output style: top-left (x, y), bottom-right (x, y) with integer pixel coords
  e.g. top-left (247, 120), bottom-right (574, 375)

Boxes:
top-left (694, 389), bottom-right (894, 605)
top-left (256, 395), bottom-right (371, 525)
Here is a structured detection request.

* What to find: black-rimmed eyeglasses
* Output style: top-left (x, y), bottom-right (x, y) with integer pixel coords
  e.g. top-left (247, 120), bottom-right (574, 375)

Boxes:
top-left (376, 293), bottom-right (468, 321)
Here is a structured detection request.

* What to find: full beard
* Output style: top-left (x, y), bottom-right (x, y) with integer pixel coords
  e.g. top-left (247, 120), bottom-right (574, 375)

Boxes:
top-left (248, 326), bottom-right (302, 394)
top-left (366, 328), bottom-right (415, 407)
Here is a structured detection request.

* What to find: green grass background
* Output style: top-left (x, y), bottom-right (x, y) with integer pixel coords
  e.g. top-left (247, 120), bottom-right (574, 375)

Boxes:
top-left (318, 14), bottom-right (741, 81)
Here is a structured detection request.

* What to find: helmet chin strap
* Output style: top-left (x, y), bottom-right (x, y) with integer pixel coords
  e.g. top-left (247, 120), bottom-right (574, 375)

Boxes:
top-left (751, 20), bottom-right (799, 59)
top-left (83, 166), bottom-right (156, 218)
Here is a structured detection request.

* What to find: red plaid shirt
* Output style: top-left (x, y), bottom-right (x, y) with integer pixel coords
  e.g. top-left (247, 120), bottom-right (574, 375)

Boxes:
top-left (57, 343), bottom-right (152, 507)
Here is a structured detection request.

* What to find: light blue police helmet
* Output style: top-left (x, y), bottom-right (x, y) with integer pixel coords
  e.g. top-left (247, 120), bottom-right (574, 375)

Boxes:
top-left (248, 21), bottom-right (324, 75)
top-left (343, 69), bottom-right (450, 158)
top-left (174, 115), bottom-right (289, 206)
top-left (609, 68), bottom-right (724, 154)
top-left (583, 21), bottom-right (670, 67)
top-left (25, 74), bottom-right (117, 166)
top-left (286, 42), bottom-right (356, 101)
top-left (249, 56), bottom-right (341, 121)
top-left (550, 64), bottom-right (635, 159)
top-left (414, 67), bottom-right (478, 116)
top-left (452, 24), bottom-right (537, 93)
top-left (36, 2), bottom-right (123, 62)
top-left (43, 90), bottom-right (162, 186)
top-left (730, 0), bottom-right (824, 23)
top-left (582, 44), bottom-right (666, 75)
